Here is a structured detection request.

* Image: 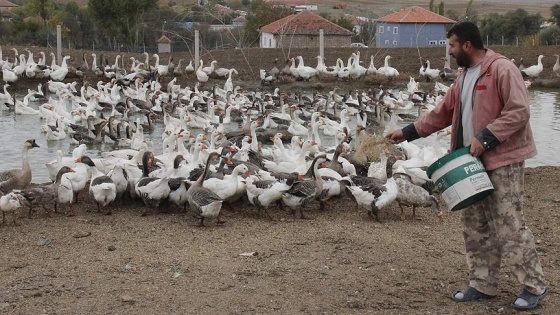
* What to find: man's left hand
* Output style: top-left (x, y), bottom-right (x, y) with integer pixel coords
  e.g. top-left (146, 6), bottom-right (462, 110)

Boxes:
top-left (469, 138), bottom-right (485, 157)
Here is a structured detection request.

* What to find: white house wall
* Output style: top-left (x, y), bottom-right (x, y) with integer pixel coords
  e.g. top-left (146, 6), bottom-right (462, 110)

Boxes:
top-left (261, 33), bottom-right (277, 48)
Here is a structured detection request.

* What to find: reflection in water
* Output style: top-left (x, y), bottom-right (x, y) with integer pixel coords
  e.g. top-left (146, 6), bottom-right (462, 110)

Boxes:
top-left (1, 89), bottom-right (559, 183)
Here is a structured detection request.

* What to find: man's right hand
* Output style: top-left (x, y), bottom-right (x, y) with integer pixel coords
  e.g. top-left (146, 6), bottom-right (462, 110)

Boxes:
top-left (385, 129), bottom-right (406, 144)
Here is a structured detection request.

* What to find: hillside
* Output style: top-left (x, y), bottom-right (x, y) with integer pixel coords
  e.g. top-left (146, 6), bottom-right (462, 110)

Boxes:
top-left (60, 0), bottom-right (557, 19)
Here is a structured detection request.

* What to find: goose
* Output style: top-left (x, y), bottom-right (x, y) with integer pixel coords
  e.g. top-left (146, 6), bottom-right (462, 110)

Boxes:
top-left (346, 176), bottom-right (398, 222)
top-left (2, 68), bottom-right (18, 83)
top-left (56, 169), bottom-right (75, 216)
top-left (423, 60), bottom-right (440, 81)
top-left (260, 69), bottom-right (275, 84)
top-left (15, 94), bottom-right (39, 115)
top-left (440, 56), bottom-right (459, 81)
top-left (281, 154), bottom-right (327, 219)
top-left (77, 156), bottom-right (117, 214)
top-left (0, 139), bottom-right (40, 194)
top-left (184, 59), bottom-right (195, 74)
top-left (521, 55), bottom-right (544, 78)
top-left (377, 55), bottom-right (399, 77)
top-left (295, 56), bottom-right (318, 80)
top-left (202, 60), bottom-right (217, 76)
top-left (153, 54), bottom-right (169, 77)
top-left (366, 55), bottom-right (377, 75)
top-left (0, 84), bottom-right (14, 106)
top-left (45, 149), bottom-right (78, 182)
top-left (394, 174), bottom-right (443, 221)
top-left (553, 54), bottom-right (560, 77)
top-left (224, 68), bottom-right (239, 92)
top-left (49, 55), bottom-right (70, 81)
top-left (107, 164), bottom-right (129, 204)
top-left (196, 60), bottom-right (209, 86)
top-left (0, 192), bottom-right (24, 226)
top-left (65, 157), bottom-right (88, 203)
top-left (203, 162), bottom-right (250, 204)
top-left (14, 166), bottom-right (75, 218)
top-left (245, 172), bottom-right (301, 220)
top-left (134, 151), bottom-right (171, 216)
top-left (186, 151), bottom-right (225, 226)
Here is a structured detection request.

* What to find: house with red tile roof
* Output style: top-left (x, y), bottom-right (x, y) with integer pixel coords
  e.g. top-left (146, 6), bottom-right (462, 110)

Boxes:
top-left (0, 0), bottom-right (18, 21)
top-left (259, 10), bottom-right (353, 48)
top-left (375, 6), bottom-right (455, 48)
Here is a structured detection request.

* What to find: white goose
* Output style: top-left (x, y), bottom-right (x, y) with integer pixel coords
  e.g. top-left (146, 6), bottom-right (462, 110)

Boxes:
top-left (245, 172), bottom-right (301, 220)
top-left (196, 60), bottom-right (209, 86)
top-left (423, 60), bottom-right (441, 81)
top-left (203, 163), bottom-right (250, 204)
top-left (346, 176), bottom-right (398, 221)
top-left (49, 56), bottom-right (70, 81)
top-left (377, 55), bottom-right (400, 77)
top-left (77, 156), bottom-right (117, 214)
top-left (295, 56), bottom-right (318, 80)
top-left (521, 54), bottom-right (544, 78)
top-left (553, 54), bottom-right (560, 77)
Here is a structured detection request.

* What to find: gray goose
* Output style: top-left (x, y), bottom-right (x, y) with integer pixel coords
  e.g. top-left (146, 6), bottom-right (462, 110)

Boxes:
top-left (14, 166), bottom-right (75, 218)
top-left (281, 154), bottom-right (327, 219)
top-left (0, 139), bottom-right (40, 194)
top-left (186, 152), bottom-right (224, 227)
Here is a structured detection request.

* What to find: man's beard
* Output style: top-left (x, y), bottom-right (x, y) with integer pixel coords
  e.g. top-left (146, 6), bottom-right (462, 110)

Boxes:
top-left (454, 48), bottom-right (471, 68)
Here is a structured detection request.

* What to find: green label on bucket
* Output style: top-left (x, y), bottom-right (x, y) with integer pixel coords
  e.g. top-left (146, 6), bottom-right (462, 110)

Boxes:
top-left (435, 160), bottom-right (487, 192)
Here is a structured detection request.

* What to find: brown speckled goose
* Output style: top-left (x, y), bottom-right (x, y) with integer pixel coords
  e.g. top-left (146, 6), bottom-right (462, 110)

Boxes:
top-left (0, 139), bottom-right (39, 194)
top-left (15, 166), bottom-right (75, 218)
top-left (186, 151), bottom-right (224, 227)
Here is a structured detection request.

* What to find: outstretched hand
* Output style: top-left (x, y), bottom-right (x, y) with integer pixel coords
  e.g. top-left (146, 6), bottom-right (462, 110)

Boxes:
top-left (385, 129), bottom-right (406, 144)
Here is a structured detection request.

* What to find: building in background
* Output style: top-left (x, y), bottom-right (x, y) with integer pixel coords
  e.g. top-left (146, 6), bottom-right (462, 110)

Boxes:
top-left (259, 11), bottom-right (353, 48)
top-left (375, 6), bottom-right (455, 48)
top-left (0, 0), bottom-right (18, 21)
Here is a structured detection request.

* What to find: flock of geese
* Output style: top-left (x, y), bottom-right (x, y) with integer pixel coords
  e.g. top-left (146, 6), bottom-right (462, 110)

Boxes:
top-left (0, 46), bottom-right (488, 227)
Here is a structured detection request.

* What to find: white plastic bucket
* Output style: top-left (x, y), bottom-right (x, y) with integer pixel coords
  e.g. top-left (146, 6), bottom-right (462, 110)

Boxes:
top-left (426, 146), bottom-right (494, 211)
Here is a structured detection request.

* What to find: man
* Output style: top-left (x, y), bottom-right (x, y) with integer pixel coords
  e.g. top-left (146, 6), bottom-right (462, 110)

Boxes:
top-left (385, 21), bottom-right (547, 310)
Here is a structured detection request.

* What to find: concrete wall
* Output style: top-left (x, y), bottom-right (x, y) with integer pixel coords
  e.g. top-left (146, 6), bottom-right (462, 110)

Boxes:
top-left (376, 23), bottom-right (449, 48)
top-left (261, 34), bottom-right (351, 48)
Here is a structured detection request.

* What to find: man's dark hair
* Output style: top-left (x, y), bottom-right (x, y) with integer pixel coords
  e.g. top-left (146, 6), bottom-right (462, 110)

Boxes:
top-left (447, 21), bottom-right (484, 49)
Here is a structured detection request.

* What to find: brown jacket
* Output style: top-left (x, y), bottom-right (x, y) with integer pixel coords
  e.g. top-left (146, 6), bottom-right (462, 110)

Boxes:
top-left (408, 49), bottom-right (537, 171)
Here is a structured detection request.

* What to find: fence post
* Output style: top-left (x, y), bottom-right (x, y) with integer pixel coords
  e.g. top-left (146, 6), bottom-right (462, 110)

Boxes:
top-left (319, 29), bottom-right (324, 62)
top-left (195, 30), bottom-right (200, 71)
top-left (57, 25), bottom-right (62, 65)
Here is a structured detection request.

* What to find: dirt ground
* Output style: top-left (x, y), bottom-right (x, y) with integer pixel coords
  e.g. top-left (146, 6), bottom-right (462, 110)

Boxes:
top-left (0, 167), bottom-right (558, 315)
top-left (1, 45), bottom-right (559, 314)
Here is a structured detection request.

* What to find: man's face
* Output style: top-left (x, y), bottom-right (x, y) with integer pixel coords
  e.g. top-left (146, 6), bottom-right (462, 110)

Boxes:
top-left (448, 34), bottom-right (470, 68)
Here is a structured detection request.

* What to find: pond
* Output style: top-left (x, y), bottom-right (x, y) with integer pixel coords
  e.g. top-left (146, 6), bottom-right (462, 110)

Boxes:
top-left (1, 88), bottom-right (559, 184)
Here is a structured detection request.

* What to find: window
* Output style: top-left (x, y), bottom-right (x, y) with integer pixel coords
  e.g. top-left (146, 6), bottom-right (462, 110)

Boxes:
top-left (429, 40), bottom-right (437, 45)
top-left (393, 27), bottom-right (398, 34)
top-left (384, 40), bottom-right (389, 45)
top-left (379, 27), bottom-right (384, 34)
top-left (439, 40), bottom-right (447, 45)
top-left (393, 40), bottom-right (398, 45)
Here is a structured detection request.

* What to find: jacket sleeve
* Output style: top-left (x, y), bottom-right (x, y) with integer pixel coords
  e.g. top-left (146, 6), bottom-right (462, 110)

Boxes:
top-left (412, 86), bottom-right (456, 137)
top-left (482, 61), bottom-right (531, 148)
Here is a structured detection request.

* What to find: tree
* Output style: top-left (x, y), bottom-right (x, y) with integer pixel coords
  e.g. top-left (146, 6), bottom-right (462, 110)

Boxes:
top-left (242, 0), bottom-right (292, 47)
top-left (22, 0), bottom-right (55, 26)
top-left (540, 25), bottom-right (560, 45)
top-left (88, 0), bottom-right (158, 46)
top-left (429, 0), bottom-right (435, 12)
top-left (336, 16), bottom-right (354, 33)
top-left (479, 9), bottom-right (542, 45)
top-left (465, 0), bottom-right (478, 24)
top-left (446, 9), bottom-right (460, 22)
top-left (438, 2), bottom-right (445, 16)
top-left (551, 4), bottom-right (560, 24)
